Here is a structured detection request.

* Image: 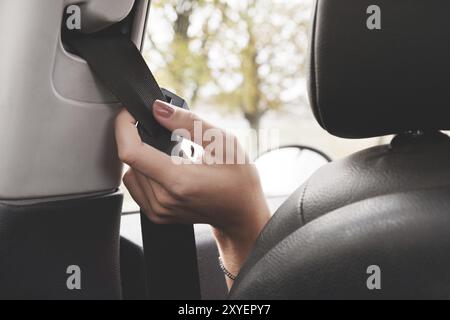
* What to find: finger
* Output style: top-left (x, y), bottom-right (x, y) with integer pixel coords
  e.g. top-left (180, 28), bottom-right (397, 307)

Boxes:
top-left (123, 168), bottom-right (148, 210)
top-left (115, 108), bottom-right (140, 148)
top-left (153, 100), bottom-right (220, 148)
top-left (123, 169), bottom-right (153, 215)
top-left (134, 170), bottom-right (173, 219)
top-left (115, 108), bottom-right (181, 187)
top-left (134, 170), bottom-right (197, 225)
top-left (123, 169), bottom-right (163, 223)
top-left (149, 179), bottom-right (179, 208)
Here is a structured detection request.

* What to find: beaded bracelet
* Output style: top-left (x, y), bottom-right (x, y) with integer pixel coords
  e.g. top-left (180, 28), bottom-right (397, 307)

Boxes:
top-left (218, 257), bottom-right (237, 281)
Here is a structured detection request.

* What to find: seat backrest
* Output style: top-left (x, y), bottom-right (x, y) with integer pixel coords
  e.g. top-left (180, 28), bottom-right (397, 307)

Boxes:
top-left (229, 0), bottom-right (450, 299)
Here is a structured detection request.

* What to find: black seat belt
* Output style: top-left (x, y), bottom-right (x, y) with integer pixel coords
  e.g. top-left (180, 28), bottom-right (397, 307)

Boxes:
top-left (66, 30), bottom-right (201, 300)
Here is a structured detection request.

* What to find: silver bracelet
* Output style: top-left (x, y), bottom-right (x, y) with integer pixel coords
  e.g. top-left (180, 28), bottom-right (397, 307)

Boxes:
top-left (218, 257), bottom-right (237, 281)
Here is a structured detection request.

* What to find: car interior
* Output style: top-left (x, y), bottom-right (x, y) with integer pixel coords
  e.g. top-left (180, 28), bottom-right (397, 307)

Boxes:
top-left (1, 0), bottom-right (450, 301)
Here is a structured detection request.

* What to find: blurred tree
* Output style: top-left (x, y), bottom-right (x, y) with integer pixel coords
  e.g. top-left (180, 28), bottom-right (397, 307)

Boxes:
top-left (146, 0), bottom-right (220, 104)
top-left (147, 0), bottom-right (312, 132)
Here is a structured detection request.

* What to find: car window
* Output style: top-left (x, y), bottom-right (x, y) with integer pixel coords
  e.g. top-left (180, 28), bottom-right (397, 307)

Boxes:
top-left (121, 0), bottom-right (390, 213)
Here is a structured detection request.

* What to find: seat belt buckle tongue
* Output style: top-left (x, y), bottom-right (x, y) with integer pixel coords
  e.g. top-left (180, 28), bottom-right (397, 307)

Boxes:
top-left (161, 88), bottom-right (189, 111)
top-left (137, 88), bottom-right (189, 155)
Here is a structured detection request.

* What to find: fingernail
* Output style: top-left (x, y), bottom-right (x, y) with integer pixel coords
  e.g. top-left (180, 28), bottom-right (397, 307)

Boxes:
top-left (154, 100), bottom-right (175, 118)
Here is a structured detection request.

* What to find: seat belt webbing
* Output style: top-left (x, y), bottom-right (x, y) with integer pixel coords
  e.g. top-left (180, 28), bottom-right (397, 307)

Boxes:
top-left (66, 32), bottom-right (201, 300)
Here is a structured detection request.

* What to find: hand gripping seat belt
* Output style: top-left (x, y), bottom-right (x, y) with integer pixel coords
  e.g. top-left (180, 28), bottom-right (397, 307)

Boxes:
top-left (66, 31), bottom-right (201, 300)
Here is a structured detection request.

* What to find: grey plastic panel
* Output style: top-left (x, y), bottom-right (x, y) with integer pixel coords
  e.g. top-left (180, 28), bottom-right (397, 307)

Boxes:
top-left (70, 0), bottom-right (136, 33)
top-left (0, 0), bottom-right (149, 200)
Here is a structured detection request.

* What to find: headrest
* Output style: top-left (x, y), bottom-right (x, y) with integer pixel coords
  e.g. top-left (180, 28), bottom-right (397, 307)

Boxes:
top-left (308, 0), bottom-right (450, 138)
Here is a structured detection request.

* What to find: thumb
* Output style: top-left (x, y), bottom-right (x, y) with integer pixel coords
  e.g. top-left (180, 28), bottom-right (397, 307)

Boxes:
top-left (153, 99), bottom-right (217, 146)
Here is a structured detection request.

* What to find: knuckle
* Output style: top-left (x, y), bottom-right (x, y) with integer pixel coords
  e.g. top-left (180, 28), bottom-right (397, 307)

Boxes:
top-left (187, 110), bottom-right (199, 123)
top-left (172, 183), bottom-right (187, 199)
top-left (155, 190), bottom-right (176, 208)
top-left (118, 148), bottom-right (133, 164)
top-left (118, 144), bottom-right (139, 165)
top-left (170, 181), bottom-right (190, 200)
top-left (186, 111), bottom-right (199, 132)
top-left (152, 203), bottom-right (171, 218)
top-left (122, 169), bottom-right (134, 184)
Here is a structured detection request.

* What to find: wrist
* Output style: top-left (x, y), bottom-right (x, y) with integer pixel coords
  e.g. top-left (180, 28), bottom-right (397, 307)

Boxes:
top-left (213, 205), bottom-right (271, 284)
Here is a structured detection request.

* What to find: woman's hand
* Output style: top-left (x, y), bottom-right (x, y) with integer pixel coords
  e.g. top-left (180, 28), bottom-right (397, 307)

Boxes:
top-left (115, 100), bottom-right (271, 288)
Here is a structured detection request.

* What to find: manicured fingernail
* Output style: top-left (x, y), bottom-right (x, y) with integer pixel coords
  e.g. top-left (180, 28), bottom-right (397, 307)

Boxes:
top-left (154, 100), bottom-right (175, 118)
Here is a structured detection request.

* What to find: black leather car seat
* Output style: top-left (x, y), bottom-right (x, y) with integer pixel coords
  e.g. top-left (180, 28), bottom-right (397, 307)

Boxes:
top-left (229, 0), bottom-right (450, 299)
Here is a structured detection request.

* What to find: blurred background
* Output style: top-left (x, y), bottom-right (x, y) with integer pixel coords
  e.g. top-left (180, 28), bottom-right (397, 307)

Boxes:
top-left (122, 0), bottom-right (390, 212)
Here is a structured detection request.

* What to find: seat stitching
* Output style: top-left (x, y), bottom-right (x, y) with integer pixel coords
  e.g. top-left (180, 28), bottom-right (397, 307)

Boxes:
top-left (298, 182), bottom-right (309, 226)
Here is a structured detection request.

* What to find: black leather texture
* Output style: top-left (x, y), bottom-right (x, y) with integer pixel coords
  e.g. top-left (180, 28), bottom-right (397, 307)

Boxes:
top-left (229, 0), bottom-right (450, 300)
top-left (308, 0), bottom-right (450, 138)
top-left (229, 133), bottom-right (450, 299)
top-left (0, 193), bottom-right (123, 300)
top-left (120, 237), bottom-right (148, 300)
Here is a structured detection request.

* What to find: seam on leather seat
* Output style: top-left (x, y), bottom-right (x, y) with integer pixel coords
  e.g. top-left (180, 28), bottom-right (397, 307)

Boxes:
top-left (298, 182), bottom-right (309, 226)
top-left (303, 180), bottom-right (450, 227)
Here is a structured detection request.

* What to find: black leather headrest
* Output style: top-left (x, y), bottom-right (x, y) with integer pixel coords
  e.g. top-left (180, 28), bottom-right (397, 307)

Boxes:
top-left (308, 0), bottom-right (450, 138)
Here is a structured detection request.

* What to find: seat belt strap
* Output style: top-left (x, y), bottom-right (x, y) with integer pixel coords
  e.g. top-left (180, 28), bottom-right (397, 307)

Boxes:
top-left (66, 31), bottom-right (201, 300)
